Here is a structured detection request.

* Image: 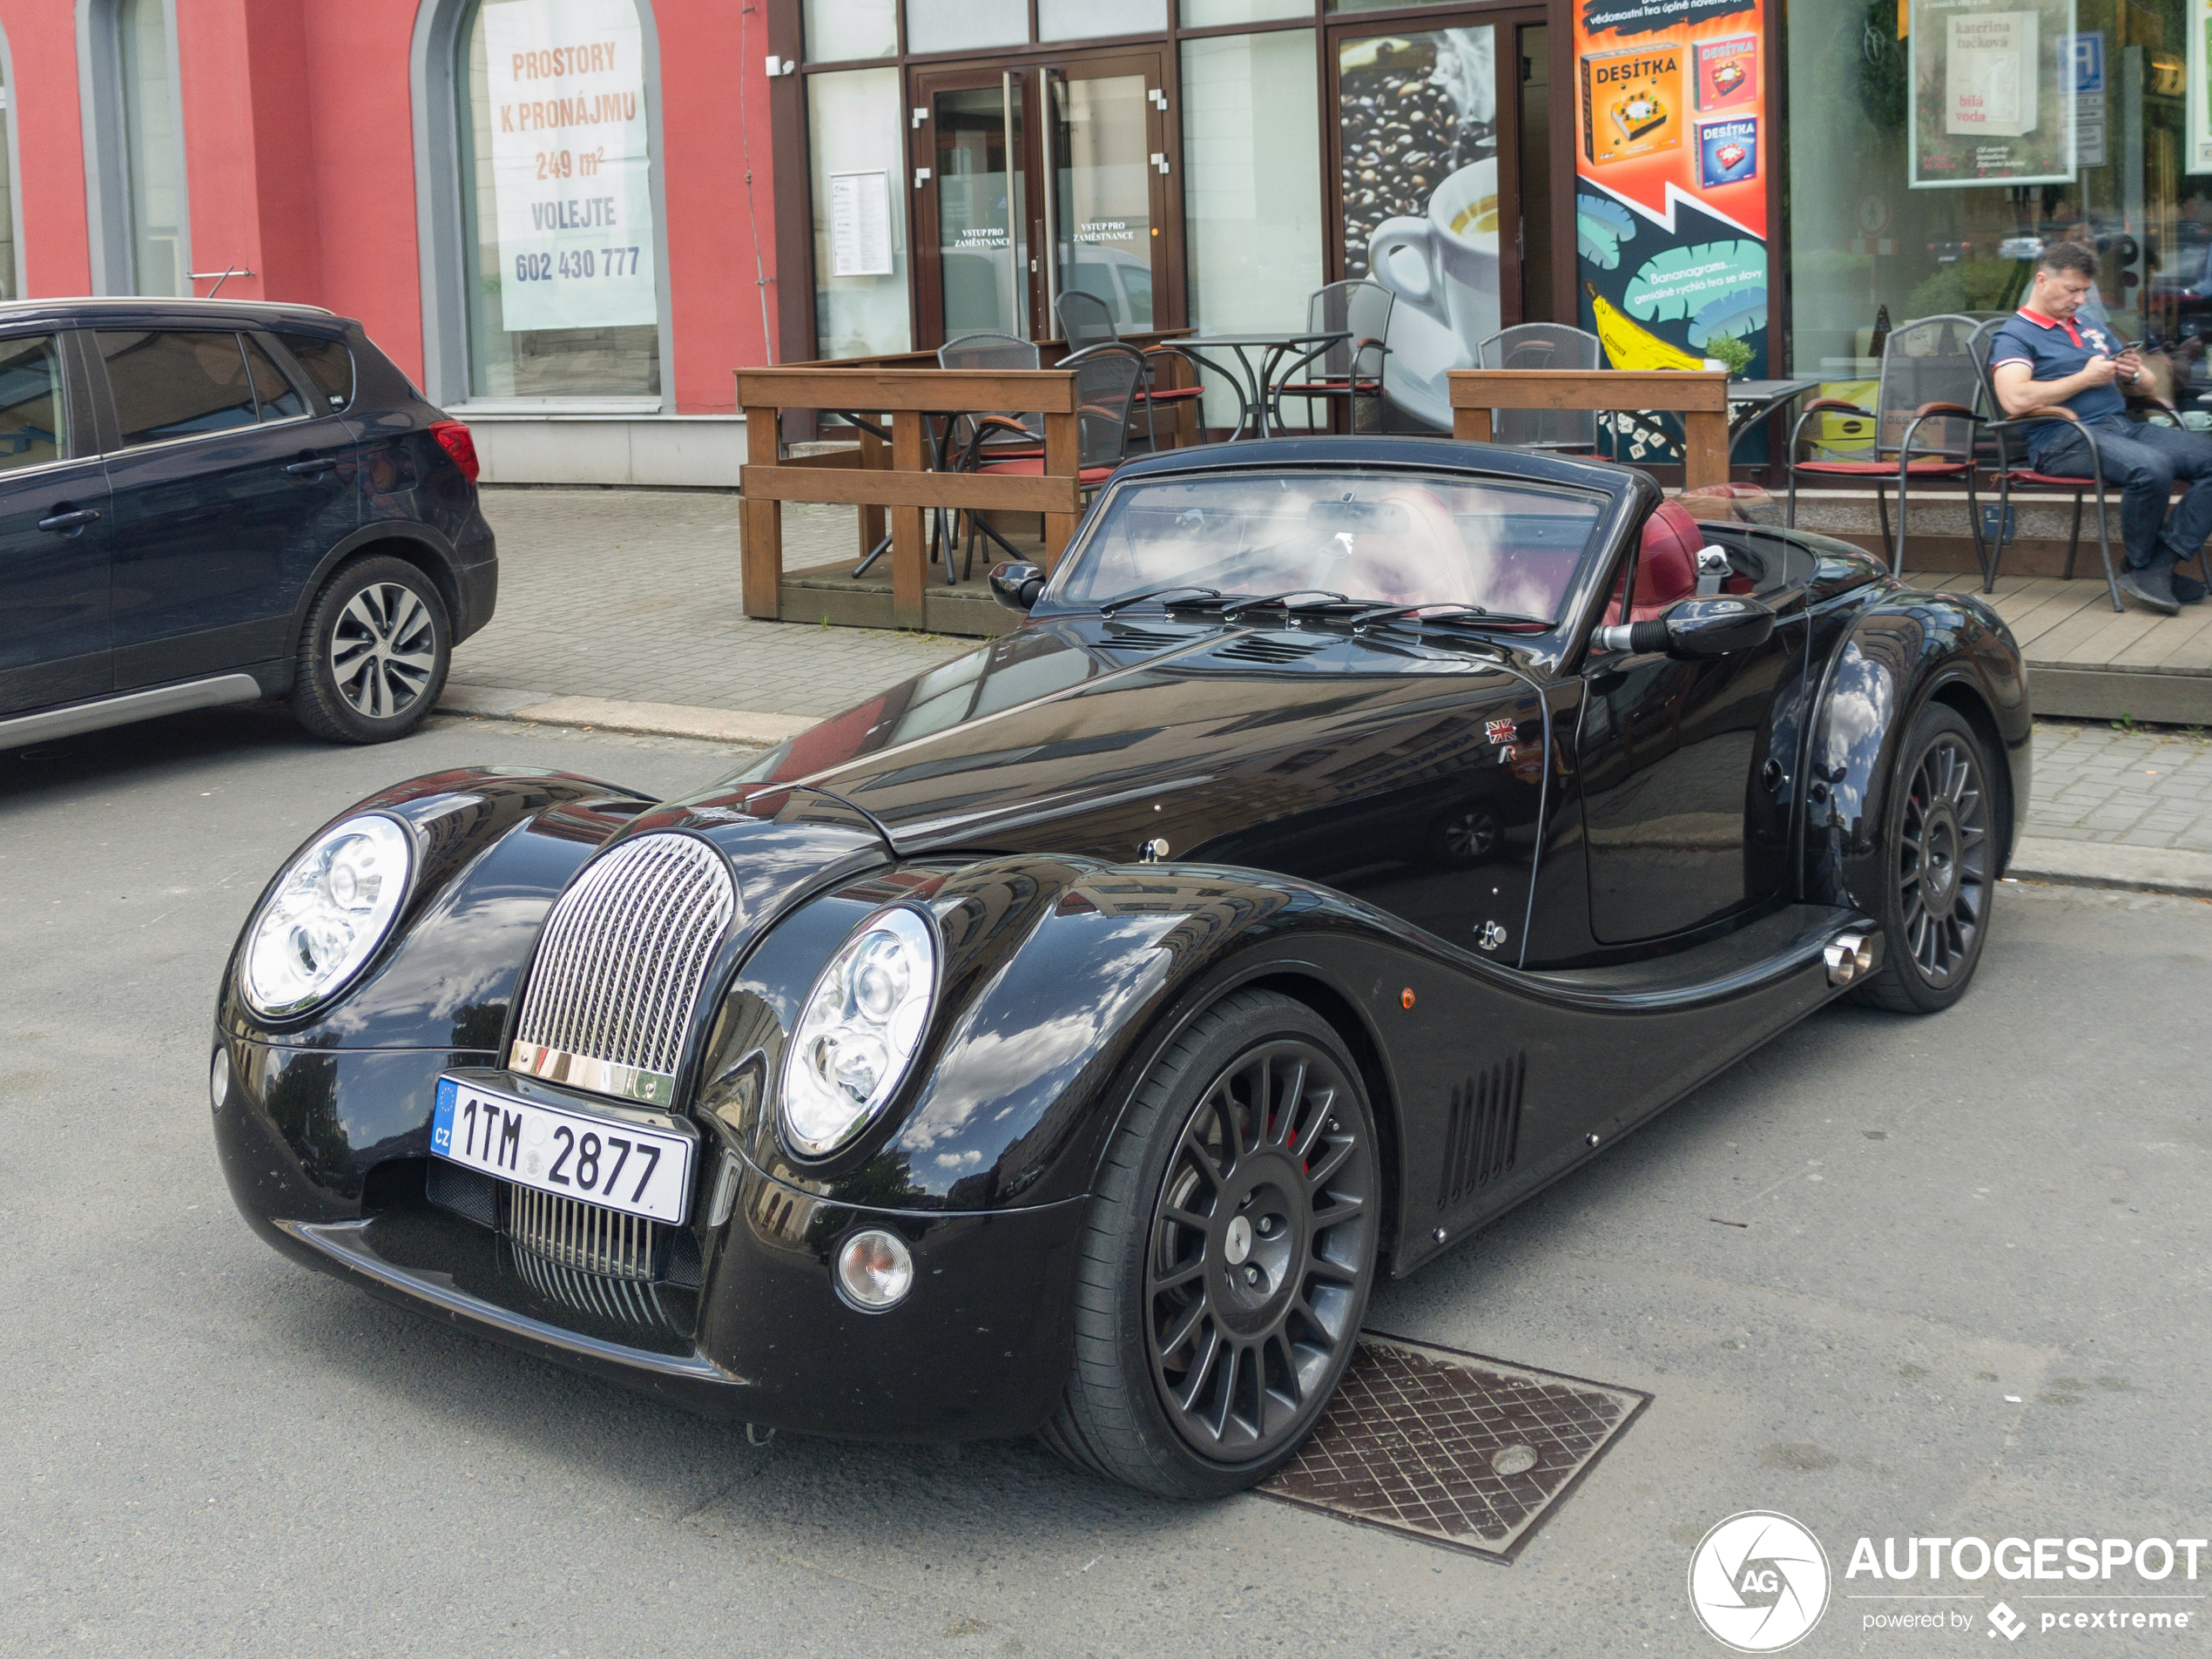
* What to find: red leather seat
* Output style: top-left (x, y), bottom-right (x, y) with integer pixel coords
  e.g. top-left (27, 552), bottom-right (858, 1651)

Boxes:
top-left (1619, 500), bottom-right (1703, 622)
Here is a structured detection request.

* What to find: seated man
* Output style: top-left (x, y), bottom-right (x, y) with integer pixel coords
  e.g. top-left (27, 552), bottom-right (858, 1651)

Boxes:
top-left (1988, 242), bottom-right (2212, 614)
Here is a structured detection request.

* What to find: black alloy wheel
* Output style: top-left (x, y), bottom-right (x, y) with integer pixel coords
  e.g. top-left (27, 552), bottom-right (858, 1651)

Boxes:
top-left (1858, 703), bottom-right (1998, 1014)
top-left (1042, 990), bottom-right (1379, 1498)
top-left (289, 555), bottom-right (452, 745)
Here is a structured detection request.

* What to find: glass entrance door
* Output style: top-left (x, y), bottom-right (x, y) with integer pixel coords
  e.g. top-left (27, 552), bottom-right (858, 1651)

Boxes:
top-left (1043, 58), bottom-right (1163, 338)
top-left (921, 71), bottom-right (1031, 341)
top-left (913, 51), bottom-right (1170, 349)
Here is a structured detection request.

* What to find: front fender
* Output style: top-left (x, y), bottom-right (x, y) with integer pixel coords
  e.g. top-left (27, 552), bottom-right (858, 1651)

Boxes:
top-left (1802, 590), bottom-right (2030, 911)
top-left (700, 855), bottom-right (1399, 1217)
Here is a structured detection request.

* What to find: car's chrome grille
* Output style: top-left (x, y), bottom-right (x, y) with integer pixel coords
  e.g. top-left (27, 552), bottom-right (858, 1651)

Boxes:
top-left (509, 1233), bottom-right (673, 1327)
top-left (506, 1183), bottom-right (662, 1281)
top-left (509, 833), bottom-right (737, 1106)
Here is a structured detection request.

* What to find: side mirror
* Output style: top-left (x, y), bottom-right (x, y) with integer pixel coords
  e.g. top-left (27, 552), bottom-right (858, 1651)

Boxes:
top-left (989, 560), bottom-right (1046, 612)
top-left (1594, 596), bottom-right (1777, 660)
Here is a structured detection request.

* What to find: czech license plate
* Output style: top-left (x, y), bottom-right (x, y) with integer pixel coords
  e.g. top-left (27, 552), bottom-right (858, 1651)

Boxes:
top-left (431, 1076), bottom-right (693, 1225)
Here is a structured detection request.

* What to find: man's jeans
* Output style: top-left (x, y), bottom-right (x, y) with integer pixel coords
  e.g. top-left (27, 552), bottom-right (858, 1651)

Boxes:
top-left (2029, 415), bottom-right (2212, 570)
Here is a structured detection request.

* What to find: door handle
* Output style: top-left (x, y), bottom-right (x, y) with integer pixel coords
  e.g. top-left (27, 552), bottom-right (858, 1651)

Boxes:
top-left (37, 507), bottom-right (100, 533)
top-left (285, 457), bottom-right (336, 476)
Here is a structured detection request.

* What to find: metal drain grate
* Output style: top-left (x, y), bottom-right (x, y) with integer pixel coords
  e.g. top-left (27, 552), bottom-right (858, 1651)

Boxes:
top-left (1259, 1332), bottom-right (1649, 1561)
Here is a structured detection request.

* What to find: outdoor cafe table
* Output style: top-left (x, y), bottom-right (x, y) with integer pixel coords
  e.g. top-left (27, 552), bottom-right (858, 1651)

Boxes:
top-left (1170, 331), bottom-right (1352, 440)
top-left (1727, 377), bottom-right (1824, 452)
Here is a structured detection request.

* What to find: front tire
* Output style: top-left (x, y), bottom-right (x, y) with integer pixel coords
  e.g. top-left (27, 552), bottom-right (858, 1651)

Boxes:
top-left (289, 556), bottom-right (451, 745)
top-left (1857, 703), bottom-right (1997, 1014)
top-left (1042, 990), bottom-right (1379, 1498)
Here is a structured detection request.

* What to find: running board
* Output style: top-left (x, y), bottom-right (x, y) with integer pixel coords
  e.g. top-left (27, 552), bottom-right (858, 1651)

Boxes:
top-left (0, 673), bottom-right (264, 748)
top-left (1518, 906), bottom-right (1883, 1011)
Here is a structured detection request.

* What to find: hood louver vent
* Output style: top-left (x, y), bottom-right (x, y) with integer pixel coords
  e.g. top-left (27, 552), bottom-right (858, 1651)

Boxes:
top-left (1438, 1054), bottom-right (1525, 1211)
top-left (1215, 635), bottom-right (1326, 664)
top-left (1101, 626), bottom-right (1197, 651)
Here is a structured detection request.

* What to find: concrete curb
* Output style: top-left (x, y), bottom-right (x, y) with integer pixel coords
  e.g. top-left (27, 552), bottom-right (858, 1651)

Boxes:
top-left (438, 684), bottom-right (809, 748)
top-left (2009, 836), bottom-right (2212, 900)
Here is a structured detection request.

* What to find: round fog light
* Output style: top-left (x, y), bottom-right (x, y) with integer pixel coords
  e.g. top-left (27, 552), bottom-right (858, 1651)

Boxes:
top-left (210, 1045), bottom-right (231, 1112)
top-left (835, 1229), bottom-right (914, 1312)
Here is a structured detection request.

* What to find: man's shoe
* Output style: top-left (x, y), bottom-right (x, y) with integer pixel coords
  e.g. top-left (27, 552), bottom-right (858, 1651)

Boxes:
top-left (2171, 563), bottom-right (2209, 604)
top-left (2121, 563), bottom-right (2182, 615)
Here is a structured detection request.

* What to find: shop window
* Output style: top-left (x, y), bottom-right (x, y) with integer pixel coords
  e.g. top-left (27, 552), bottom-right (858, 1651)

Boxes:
top-left (117, 0), bottom-right (188, 297)
top-left (1181, 30), bottom-right (1324, 428)
top-left (1180, 0), bottom-right (1310, 25)
top-left (805, 0), bottom-right (896, 63)
top-left (0, 58), bottom-right (19, 299)
top-left (1038, 0), bottom-right (1168, 41)
top-left (455, 0), bottom-right (662, 399)
top-left (905, 0), bottom-right (1028, 56)
top-left (810, 67), bottom-right (914, 357)
top-left (1787, 0), bottom-right (2212, 404)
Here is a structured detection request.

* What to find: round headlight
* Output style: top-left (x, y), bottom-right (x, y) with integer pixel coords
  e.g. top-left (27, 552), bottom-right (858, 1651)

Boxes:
top-left (242, 814), bottom-right (414, 1016)
top-left (779, 907), bottom-right (938, 1159)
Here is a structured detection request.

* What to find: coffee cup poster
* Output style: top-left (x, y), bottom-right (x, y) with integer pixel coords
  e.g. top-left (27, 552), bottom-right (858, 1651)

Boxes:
top-left (1571, 0), bottom-right (1771, 380)
top-left (483, 0), bottom-right (659, 334)
top-left (1908, 0), bottom-right (2078, 186)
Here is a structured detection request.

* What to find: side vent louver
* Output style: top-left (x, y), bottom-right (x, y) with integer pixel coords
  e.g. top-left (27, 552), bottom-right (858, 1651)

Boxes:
top-left (1101, 625), bottom-right (1196, 651)
top-left (1437, 1054), bottom-right (1525, 1211)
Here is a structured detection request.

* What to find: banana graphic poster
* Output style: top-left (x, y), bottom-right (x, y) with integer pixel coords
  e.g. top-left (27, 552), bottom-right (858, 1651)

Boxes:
top-left (1573, 0), bottom-right (1770, 407)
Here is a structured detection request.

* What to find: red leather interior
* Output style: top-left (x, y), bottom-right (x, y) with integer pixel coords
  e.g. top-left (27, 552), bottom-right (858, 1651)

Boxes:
top-left (1617, 501), bottom-right (1703, 622)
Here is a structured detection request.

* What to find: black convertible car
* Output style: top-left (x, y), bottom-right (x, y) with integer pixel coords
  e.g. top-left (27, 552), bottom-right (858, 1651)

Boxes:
top-left (212, 438), bottom-right (2028, 1498)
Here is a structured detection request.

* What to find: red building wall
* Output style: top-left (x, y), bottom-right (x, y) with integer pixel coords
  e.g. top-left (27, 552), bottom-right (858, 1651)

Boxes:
top-left (0, 0), bottom-right (779, 406)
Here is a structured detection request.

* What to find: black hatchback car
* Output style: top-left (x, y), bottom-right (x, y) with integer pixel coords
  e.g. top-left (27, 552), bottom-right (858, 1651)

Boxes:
top-left (0, 298), bottom-right (494, 749)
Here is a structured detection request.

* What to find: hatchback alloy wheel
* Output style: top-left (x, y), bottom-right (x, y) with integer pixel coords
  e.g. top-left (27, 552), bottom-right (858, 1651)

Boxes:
top-left (331, 582), bottom-right (440, 721)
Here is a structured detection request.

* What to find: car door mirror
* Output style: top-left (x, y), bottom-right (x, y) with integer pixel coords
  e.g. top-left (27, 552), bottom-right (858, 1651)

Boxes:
top-left (989, 560), bottom-right (1046, 611)
top-left (1594, 596), bottom-right (1776, 660)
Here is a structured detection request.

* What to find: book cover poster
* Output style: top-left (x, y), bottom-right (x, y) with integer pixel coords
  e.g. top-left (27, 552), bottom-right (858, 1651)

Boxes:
top-left (1573, 0), bottom-right (1770, 398)
top-left (1910, 0), bottom-right (2076, 186)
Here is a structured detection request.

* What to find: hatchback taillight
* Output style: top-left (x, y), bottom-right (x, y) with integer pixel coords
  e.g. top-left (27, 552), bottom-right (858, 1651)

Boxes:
top-left (430, 420), bottom-right (480, 483)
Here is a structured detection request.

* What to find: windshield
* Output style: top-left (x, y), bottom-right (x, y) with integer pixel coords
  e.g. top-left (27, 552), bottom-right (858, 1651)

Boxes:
top-left (1042, 470), bottom-right (1609, 622)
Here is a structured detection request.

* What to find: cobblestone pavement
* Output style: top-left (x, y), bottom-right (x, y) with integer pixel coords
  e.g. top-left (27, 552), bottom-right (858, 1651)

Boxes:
top-left (451, 488), bottom-right (971, 718)
top-left (2027, 718), bottom-right (2212, 851)
top-left (455, 489), bottom-right (2212, 849)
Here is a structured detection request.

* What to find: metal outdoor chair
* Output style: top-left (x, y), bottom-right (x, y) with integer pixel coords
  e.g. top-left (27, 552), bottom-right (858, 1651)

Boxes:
top-left (1054, 290), bottom-right (1201, 452)
top-left (1474, 323), bottom-right (1602, 450)
top-left (1276, 280), bottom-right (1394, 432)
top-left (1965, 315), bottom-right (2127, 610)
top-left (960, 341), bottom-right (1144, 574)
top-left (1785, 313), bottom-right (1986, 577)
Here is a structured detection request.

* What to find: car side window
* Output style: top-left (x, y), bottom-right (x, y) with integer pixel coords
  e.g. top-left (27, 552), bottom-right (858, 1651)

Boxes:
top-left (242, 336), bottom-right (308, 421)
top-left (277, 333), bottom-right (354, 413)
top-left (0, 334), bottom-right (69, 472)
top-left (98, 330), bottom-right (260, 448)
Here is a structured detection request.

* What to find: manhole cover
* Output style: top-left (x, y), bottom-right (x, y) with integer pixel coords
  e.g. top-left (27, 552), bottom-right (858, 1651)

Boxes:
top-left (1258, 1331), bottom-right (1649, 1561)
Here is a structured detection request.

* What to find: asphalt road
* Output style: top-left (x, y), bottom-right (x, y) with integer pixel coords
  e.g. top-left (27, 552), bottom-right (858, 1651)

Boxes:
top-left (3, 709), bottom-right (2208, 1657)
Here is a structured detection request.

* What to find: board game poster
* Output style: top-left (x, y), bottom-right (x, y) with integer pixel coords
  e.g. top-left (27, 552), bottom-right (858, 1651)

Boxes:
top-left (1574, 0), bottom-right (1770, 388)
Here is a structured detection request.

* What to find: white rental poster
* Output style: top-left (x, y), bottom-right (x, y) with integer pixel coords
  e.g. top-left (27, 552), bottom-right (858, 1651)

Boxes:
top-left (2191, 0), bottom-right (2212, 172)
top-left (485, 0), bottom-right (657, 332)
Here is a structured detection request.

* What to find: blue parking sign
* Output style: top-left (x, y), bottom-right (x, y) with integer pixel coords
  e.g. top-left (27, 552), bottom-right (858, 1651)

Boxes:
top-left (2070, 30), bottom-right (2105, 95)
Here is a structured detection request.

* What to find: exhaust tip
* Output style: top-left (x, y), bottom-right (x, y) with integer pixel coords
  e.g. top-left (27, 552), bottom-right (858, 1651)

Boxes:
top-left (1825, 931), bottom-right (1871, 986)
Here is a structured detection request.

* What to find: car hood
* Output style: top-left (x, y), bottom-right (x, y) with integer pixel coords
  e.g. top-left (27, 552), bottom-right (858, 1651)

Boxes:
top-left (692, 617), bottom-right (1546, 867)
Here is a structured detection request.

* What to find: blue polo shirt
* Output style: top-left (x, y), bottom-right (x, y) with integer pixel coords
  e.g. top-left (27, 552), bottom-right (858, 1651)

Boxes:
top-left (1987, 307), bottom-right (2128, 462)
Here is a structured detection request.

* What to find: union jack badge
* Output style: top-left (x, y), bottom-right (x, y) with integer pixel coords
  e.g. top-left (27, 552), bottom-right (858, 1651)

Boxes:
top-left (1485, 718), bottom-right (1517, 745)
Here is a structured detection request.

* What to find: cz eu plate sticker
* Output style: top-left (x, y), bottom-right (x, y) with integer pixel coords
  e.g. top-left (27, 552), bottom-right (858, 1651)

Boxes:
top-left (431, 1075), bottom-right (694, 1224)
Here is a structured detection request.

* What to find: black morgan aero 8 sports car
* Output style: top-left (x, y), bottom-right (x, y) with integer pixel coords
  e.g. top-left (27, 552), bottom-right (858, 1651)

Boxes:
top-left (213, 437), bottom-right (2028, 1498)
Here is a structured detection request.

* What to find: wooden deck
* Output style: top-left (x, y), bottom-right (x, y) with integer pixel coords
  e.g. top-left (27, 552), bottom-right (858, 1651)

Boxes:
top-left (1904, 570), bottom-right (2212, 724)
